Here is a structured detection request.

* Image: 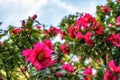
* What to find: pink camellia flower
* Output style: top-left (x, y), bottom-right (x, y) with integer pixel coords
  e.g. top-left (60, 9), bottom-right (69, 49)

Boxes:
top-left (12, 28), bottom-right (22, 35)
top-left (104, 69), bottom-right (118, 80)
top-left (117, 16), bottom-right (120, 23)
top-left (61, 64), bottom-right (75, 72)
top-left (22, 42), bottom-right (54, 71)
top-left (94, 26), bottom-right (103, 35)
top-left (115, 16), bottom-right (120, 26)
top-left (32, 14), bottom-right (37, 20)
top-left (60, 43), bottom-right (69, 54)
top-left (55, 72), bottom-right (63, 77)
top-left (83, 68), bottom-right (92, 80)
top-left (84, 32), bottom-right (94, 46)
top-left (106, 34), bottom-right (120, 47)
top-left (68, 25), bottom-right (77, 38)
top-left (108, 60), bottom-right (120, 73)
top-left (43, 39), bottom-right (53, 50)
top-left (83, 68), bottom-right (92, 75)
top-left (22, 49), bottom-right (33, 61)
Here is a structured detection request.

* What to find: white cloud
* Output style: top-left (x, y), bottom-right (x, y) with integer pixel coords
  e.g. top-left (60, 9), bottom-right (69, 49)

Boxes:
top-left (51, 0), bottom-right (80, 13)
top-left (51, 0), bottom-right (97, 14)
top-left (0, 0), bottom-right (48, 28)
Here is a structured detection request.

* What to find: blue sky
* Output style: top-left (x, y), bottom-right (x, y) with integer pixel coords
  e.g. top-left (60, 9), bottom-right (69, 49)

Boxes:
top-left (0, 0), bottom-right (107, 29)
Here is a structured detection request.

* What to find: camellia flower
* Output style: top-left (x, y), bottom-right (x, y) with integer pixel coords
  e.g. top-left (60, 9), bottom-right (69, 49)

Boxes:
top-left (83, 68), bottom-right (92, 80)
top-left (75, 32), bottom-right (84, 39)
top-left (60, 43), bottom-right (69, 54)
top-left (61, 64), bottom-right (75, 72)
top-left (68, 25), bottom-right (76, 38)
top-left (12, 28), bottom-right (22, 35)
top-left (106, 34), bottom-right (120, 47)
top-left (21, 67), bottom-right (27, 71)
top-left (101, 6), bottom-right (111, 13)
top-left (36, 25), bottom-right (41, 30)
top-left (59, 31), bottom-right (66, 40)
top-left (108, 60), bottom-right (120, 73)
top-left (76, 13), bottom-right (96, 30)
top-left (22, 49), bottom-right (33, 61)
top-left (0, 41), bottom-right (3, 46)
top-left (84, 32), bottom-right (94, 46)
top-left (115, 16), bottom-right (120, 26)
top-left (22, 41), bottom-right (54, 71)
top-left (43, 39), bottom-right (53, 50)
top-left (104, 69), bottom-right (118, 80)
top-left (94, 26), bottom-right (103, 35)
top-left (55, 72), bottom-right (63, 77)
top-left (32, 14), bottom-right (37, 20)
top-left (21, 20), bottom-right (25, 26)
top-left (117, 0), bottom-right (120, 2)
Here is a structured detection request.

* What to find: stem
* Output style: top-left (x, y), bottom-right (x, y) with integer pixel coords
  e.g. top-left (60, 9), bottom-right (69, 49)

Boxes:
top-left (5, 65), bottom-right (10, 80)
top-left (17, 64), bottom-right (29, 79)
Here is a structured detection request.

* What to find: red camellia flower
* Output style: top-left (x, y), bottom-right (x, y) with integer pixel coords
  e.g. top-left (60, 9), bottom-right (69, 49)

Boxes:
top-left (68, 26), bottom-right (76, 38)
top-left (21, 67), bottom-right (27, 71)
top-left (49, 27), bottom-right (61, 36)
top-left (94, 26), bottom-right (103, 35)
top-left (12, 28), bottom-right (22, 35)
top-left (0, 76), bottom-right (3, 80)
top-left (83, 68), bottom-right (92, 80)
top-left (61, 64), bottom-right (75, 72)
top-left (60, 43), bottom-right (69, 54)
top-left (22, 20), bottom-right (25, 26)
top-left (84, 32), bottom-right (94, 46)
top-left (0, 41), bottom-right (3, 46)
top-left (60, 31), bottom-right (66, 40)
top-left (76, 13), bottom-right (96, 30)
top-left (101, 6), bottom-right (111, 13)
top-left (117, 0), bottom-right (120, 2)
top-left (104, 69), bottom-right (118, 80)
top-left (22, 41), bottom-right (54, 71)
top-left (36, 25), bottom-right (41, 30)
top-left (32, 14), bottom-right (37, 20)
top-left (106, 34), bottom-right (120, 47)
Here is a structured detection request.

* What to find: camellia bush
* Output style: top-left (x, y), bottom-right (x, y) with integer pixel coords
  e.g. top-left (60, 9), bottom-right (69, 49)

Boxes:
top-left (1, 0), bottom-right (120, 80)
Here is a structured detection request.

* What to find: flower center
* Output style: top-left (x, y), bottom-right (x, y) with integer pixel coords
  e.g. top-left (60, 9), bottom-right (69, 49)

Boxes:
top-left (38, 53), bottom-right (44, 61)
top-left (84, 18), bottom-right (88, 21)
